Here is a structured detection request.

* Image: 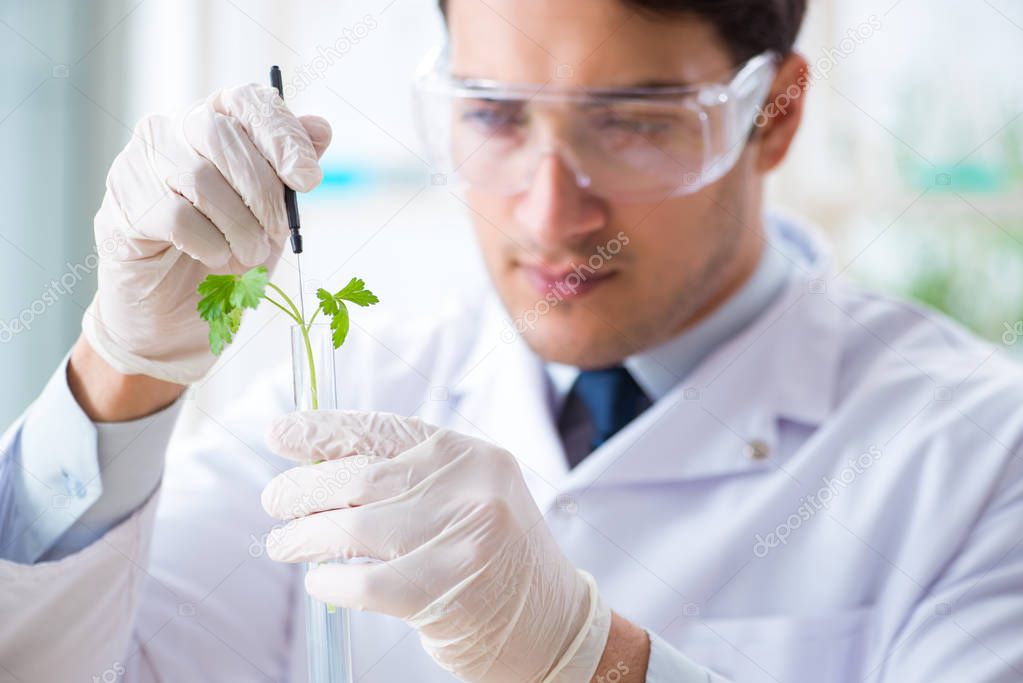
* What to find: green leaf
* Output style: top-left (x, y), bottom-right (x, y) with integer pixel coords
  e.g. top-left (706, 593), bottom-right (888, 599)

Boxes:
top-left (329, 302), bottom-right (350, 348)
top-left (227, 307), bottom-right (243, 334)
top-left (196, 266), bottom-right (269, 355)
top-left (313, 278), bottom-right (378, 349)
top-left (315, 288), bottom-right (339, 316)
top-left (335, 277), bottom-right (380, 307)
top-left (207, 316), bottom-right (232, 356)
top-left (337, 277), bottom-right (365, 296)
top-left (197, 274), bottom-right (237, 321)
top-left (231, 266), bottom-right (269, 309)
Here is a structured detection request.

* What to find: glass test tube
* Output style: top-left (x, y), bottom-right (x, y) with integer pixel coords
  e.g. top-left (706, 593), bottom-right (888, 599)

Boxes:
top-left (292, 324), bottom-right (353, 683)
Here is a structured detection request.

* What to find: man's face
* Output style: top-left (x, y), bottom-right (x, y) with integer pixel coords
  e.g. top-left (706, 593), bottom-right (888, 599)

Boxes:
top-left (447, 0), bottom-right (772, 369)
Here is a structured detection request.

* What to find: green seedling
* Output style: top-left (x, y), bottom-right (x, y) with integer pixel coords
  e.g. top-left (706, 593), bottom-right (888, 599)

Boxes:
top-left (197, 265), bottom-right (379, 409)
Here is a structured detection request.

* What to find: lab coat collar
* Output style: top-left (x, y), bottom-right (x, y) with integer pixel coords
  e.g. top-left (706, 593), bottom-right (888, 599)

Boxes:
top-left (447, 214), bottom-right (841, 504)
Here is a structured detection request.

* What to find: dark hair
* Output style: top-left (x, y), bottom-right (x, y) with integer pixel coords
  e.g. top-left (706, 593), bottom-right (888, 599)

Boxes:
top-left (437, 0), bottom-right (806, 65)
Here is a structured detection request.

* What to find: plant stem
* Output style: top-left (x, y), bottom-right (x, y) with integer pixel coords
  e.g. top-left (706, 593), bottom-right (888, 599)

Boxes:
top-left (267, 283), bottom-right (303, 321)
top-left (268, 282), bottom-right (320, 411)
top-left (299, 321), bottom-right (319, 410)
top-left (264, 296), bottom-right (302, 324)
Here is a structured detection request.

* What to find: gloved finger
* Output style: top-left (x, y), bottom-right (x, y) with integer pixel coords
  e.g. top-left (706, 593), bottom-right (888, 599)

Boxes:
top-left (265, 486), bottom-right (450, 563)
top-left (133, 190), bottom-right (232, 267)
top-left (304, 558), bottom-right (432, 618)
top-left (263, 427), bottom-right (481, 520)
top-left (206, 84), bottom-right (325, 192)
top-left (307, 427), bottom-right (473, 504)
top-left (304, 514), bottom-right (528, 619)
top-left (261, 455), bottom-right (398, 520)
top-left (165, 148), bottom-right (270, 266)
top-left (266, 410), bottom-right (440, 465)
top-left (298, 114), bottom-right (332, 159)
top-left (183, 107), bottom-right (289, 242)
top-left (265, 513), bottom-right (377, 563)
top-left (265, 504), bottom-right (397, 563)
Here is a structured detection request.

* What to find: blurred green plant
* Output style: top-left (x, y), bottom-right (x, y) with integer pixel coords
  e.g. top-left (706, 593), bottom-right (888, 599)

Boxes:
top-left (870, 101), bottom-right (1023, 350)
top-left (877, 216), bottom-right (1023, 351)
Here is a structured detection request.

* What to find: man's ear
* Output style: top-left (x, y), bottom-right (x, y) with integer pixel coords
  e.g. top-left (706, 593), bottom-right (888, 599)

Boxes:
top-left (752, 52), bottom-right (810, 174)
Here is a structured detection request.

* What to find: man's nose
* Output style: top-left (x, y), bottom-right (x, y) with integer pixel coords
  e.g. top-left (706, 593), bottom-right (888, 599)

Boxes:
top-left (512, 152), bottom-right (607, 246)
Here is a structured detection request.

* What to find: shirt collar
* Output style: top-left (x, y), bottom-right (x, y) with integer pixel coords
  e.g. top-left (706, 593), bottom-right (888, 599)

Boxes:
top-left (547, 214), bottom-right (795, 407)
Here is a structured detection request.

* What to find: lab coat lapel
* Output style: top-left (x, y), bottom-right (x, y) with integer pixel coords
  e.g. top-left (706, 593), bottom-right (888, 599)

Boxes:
top-left (557, 373), bottom-right (781, 495)
top-left (447, 300), bottom-right (568, 511)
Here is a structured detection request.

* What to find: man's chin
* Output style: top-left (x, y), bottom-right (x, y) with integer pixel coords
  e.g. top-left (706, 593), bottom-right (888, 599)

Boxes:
top-left (517, 322), bottom-right (630, 369)
top-left (496, 288), bottom-right (638, 366)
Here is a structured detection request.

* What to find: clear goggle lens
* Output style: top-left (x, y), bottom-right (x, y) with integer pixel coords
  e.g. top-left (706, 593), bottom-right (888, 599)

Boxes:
top-left (413, 48), bottom-right (778, 203)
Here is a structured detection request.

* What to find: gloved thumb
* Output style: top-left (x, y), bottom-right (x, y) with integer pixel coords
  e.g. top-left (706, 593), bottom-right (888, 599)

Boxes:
top-left (299, 115), bottom-right (332, 160)
top-left (267, 410), bottom-right (439, 464)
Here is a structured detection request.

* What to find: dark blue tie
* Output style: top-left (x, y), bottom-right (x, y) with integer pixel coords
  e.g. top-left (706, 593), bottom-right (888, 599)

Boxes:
top-left (570, 366), bottom-right (649, 461)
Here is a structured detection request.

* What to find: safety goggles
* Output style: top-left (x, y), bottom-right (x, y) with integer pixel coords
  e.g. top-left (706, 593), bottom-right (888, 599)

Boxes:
top-left (412, 46), bottom-right (779, 203)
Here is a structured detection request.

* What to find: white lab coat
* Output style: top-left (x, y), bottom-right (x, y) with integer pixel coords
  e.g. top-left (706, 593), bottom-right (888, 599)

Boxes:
top-left (2, 218), bottom-right (1023, 682)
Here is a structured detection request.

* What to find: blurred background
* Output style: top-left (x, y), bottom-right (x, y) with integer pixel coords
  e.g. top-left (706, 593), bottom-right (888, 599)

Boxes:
top-left (0, 0), bottom-right (1021, 426)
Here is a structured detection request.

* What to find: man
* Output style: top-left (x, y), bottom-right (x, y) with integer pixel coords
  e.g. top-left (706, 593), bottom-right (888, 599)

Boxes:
top-left (2, 0), bottom-right (1022, 681)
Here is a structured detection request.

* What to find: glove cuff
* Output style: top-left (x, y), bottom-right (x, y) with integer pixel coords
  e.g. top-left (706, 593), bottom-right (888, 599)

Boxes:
top-left (543, 570), bottom-right (613, 683)
top-left (82, 303), bottom-right (205, 385)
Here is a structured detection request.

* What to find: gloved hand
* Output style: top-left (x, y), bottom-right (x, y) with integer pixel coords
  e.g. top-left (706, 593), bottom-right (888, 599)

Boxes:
top-left (83, 84), bottom-right (332, 385)
top-left (261, 411), bottom-right (613, 683)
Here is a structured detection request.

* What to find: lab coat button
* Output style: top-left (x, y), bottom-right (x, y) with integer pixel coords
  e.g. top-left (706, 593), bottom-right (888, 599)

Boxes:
top-left (744, 439), bottom-right (770, 460)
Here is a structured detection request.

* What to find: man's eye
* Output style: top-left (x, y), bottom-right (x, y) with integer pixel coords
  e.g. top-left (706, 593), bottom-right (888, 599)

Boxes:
top-left (594, 114), bottom-right (672, 137)
top-left (460, 103), bottom-right (525, 135)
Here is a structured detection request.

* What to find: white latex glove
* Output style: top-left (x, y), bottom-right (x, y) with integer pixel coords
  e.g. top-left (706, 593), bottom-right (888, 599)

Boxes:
top-left (261, 411), bottom-right (613, 683)
top-left (83, 84), bottom-right (332, 384)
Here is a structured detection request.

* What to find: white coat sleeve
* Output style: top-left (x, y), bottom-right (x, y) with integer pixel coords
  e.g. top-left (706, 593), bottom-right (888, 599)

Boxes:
top-left (0, 354), bottom-right (177, 682)
top-left (0, 359), bottom-right (299, 683)
top-left (645, 631), bottom-right (729, 682)
top-left (0, 354), bottom-right (178, 564)
top-left (0, 481), bottom-right (162, 683)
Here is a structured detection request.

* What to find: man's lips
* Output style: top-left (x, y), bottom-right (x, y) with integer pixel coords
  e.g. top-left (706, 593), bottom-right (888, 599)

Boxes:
top-left (518, 262), bottom-right (618, 300)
